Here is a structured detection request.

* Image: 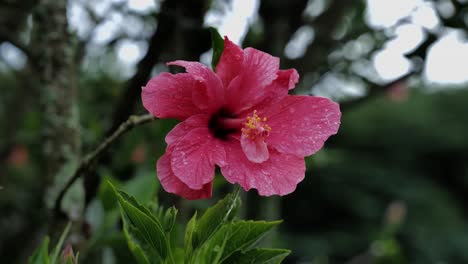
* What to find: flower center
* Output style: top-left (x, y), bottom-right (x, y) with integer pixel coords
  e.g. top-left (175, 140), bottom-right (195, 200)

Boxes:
top-left (209, 108), bottom-right (242, 140)
top-left (241, 110), bottom-right (271, 141)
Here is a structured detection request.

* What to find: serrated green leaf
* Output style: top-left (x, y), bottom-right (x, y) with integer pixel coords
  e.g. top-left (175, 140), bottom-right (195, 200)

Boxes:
top-left (222, 248), bottom-right (291, 264)
top-left (116, 188), bottom-right (159, 223)
top-left (50, 222), bottom-right (71, 264)
top-left (184, 211), bottom-right (198, 262)
top-left (193, 189), bottom-right (241, 249)
top-left (28, 237), bottom-right (50, 264)
top-left (110, 182), bottom-right (170, 262)
top-left (117, 199), bottom-right (166, 260)
top-left (209, 27), bottom-right (225, 70)
top-left (200, 220), bottom-right (282, 263)
top-left (121, 209), bottom-right (153, 264)
top-left (147, 203), bottom-right (177, 235)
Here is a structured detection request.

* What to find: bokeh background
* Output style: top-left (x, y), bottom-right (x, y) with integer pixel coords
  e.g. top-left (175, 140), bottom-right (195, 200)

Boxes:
top-left (1, 0), bottom-right (468, 263)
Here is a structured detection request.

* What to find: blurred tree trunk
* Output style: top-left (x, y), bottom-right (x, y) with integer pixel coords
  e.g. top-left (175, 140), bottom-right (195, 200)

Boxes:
top-left (33, 1), bottom-right (80, 218)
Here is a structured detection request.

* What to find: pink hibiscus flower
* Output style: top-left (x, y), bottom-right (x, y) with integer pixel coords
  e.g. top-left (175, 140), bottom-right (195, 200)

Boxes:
top-left (142, 37), bottom-right (341, 199)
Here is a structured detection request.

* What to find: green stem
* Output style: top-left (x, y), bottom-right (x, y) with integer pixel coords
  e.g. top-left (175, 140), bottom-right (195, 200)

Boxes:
top-left (233, 185), bottom-right (241, 197)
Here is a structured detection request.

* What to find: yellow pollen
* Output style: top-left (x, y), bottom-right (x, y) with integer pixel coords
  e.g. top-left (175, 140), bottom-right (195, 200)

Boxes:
top-left (242, 110), bottom-right (271, 141)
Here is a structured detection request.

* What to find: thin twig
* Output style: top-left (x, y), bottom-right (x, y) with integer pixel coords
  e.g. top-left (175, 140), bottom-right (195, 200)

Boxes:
top-left (53, 113), bottom-right (156, 216)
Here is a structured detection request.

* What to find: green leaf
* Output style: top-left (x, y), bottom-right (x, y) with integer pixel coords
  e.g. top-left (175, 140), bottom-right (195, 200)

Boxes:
top-left (161, 206), bottom-right (178, 234)
top-left (184, 211), bottom-right (198, 262)
top-left (172, 248), bottom-right (185, 264)
top-left (222, 248), bottom-right (291, 264)
top-left (121, 210), bottom-right (153, 264)
top-left (50, 222), bottom-right (71, 264)
top-left (147, 203), bottom-right (178, 236)
top-left (200, 220), bottom-right (282, 263)
top-left (193, 188), bottom-right (241, 249)
top-left (209, 27), bottom-right (225, 70)
top-left (29, 237), bottom-right (50, 264)
top-left (110, 182), bottom-right (170, 262)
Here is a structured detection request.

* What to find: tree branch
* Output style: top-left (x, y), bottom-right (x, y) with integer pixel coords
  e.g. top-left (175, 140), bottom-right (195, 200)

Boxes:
top-left (53, 113), bottom-right (156, 217)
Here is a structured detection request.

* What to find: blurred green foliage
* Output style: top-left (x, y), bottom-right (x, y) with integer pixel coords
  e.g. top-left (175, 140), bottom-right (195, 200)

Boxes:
top-left (281, 88), bottom-right (468, 263)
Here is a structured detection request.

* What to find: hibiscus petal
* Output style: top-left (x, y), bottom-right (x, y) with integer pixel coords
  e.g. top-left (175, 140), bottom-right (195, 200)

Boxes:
top-left (157, 153), bottom-right (212, 200)
top-left (192, 80), bottom-right (211, 111)
top-left (142, 72), bottom-right (200, 120)
top-left (246, 68), bottom-right (300, 114)
top-left (240, 135), bottom-right (269, 163)
top-left (221, 140), bottom-right (305, 196)
top-left (170, 127), bottom-right (226, 189)
top-left (216, 37), bottom-right (243, 87)
top-left (242, 48), bottom-right (280, 89)
top-left (168, 60), bottom-right (225, 112)
top-left (226, 48), bottom-right (280, 113)
top-left (277, 69), bottom-right (299, 90)
top-left (264, 95), bottom-right (341, 157)
top-left (165, 114), bottom-right (209, 145)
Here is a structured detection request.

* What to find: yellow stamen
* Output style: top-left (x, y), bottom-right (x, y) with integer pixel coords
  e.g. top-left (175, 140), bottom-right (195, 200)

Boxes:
top-left (242, 110), bottom-right (271, 141)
